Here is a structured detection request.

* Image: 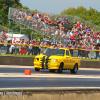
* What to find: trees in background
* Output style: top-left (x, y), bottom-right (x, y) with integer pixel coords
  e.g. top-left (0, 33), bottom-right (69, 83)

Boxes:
top-left (0, 0), bottom-right (22, 26)
top-left (61, 6), bottom-right (100, 26)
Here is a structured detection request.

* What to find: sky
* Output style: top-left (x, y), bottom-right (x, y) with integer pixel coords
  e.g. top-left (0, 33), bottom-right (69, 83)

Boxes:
top-left (20, 0), bottom-right (100, 14)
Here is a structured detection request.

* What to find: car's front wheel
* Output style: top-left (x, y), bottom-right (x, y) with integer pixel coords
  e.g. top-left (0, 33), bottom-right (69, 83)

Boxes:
top-left (58, 63), bottom-right (63, 73)
top-left (35, 68), bottom-right (40, 71)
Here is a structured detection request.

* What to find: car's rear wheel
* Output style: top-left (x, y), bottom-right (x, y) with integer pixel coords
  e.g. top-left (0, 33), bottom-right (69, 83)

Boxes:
top-left (35, 68), bottom-right (40, 71)
top-left (58, 63), bottom-right (63, 73)
top-left (70, 64), bottom-right (78, 74)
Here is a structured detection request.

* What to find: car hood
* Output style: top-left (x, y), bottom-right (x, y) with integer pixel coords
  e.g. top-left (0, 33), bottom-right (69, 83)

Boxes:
top-left (35, 55), bottom-right (64, 59)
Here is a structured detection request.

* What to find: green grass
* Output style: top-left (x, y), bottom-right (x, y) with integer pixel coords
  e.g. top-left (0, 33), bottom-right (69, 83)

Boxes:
top-left (81, 58), bottom-right (100, 61)
top-left (0, 54), bottom-right (36, 57)
top-left (0, 54), bottom-right (100, 61)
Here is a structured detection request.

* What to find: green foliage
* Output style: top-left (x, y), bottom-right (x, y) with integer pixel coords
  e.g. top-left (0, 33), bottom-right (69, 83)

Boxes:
top-left (30, 9), bottom-right (39, 13)
top-left (22, 6), bottom-right (29, 10)
top-left (0, 0), bottom-right (22, 26)
top-left (61, 6), bottom-right (100, 26)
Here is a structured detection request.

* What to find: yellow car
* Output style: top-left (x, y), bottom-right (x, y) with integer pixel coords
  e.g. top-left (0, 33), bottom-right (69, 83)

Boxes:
top-left (33, 48), bottom-right (80, 73)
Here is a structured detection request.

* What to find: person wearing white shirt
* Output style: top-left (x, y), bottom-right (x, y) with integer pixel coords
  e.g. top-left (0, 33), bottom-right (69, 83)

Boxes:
top-left (28, 41), bottom-right (33, 55)
top-left (11, 43), bottom-right (15, 54)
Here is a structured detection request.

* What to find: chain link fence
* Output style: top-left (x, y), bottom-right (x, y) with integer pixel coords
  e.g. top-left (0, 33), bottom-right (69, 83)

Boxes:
top-left (0, 25), bottom-right (13, 33)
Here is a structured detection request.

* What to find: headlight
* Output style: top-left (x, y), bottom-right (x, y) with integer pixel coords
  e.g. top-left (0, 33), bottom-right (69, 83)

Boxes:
top-left (52, 59), bottom-right (58, 62)
top-left (34, 58), bottom-right (39, 61)
top-left (34, 58), bottom-right (37, 61)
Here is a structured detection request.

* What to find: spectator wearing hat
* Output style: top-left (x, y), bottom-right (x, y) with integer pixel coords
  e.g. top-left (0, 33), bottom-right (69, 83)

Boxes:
top-left (14, 10), bottom-right (18, 18)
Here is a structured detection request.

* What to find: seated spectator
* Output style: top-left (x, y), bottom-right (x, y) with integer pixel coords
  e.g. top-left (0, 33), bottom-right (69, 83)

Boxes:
top-left (55, 16), bottom-right (58, 22)
top-left (27, 14), bottom-right (32, 20)
top-left (17, 10), bottom-right (23, 22)
top-left (1, 30), bottom-right (8, 39)
top-left (14, 10), bottom-right (18, 18)
top-left (24, 11), bottom-right (28, 19)
top-left (59, 16), bottom-right (63, 22)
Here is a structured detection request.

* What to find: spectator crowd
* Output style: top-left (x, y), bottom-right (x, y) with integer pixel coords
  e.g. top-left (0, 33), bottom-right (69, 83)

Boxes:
top-left (0, 8), bottom-right (100, 59)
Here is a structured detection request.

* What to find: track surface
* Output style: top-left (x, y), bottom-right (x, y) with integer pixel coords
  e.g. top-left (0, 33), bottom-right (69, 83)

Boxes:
top-left (0, 65), bottom-right (100, 88)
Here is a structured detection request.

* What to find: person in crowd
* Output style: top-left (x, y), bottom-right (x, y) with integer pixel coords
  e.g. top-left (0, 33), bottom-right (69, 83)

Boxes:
top-left (15, 40), bottom-right (19, 54)
top-left (11, 42), bottom-right (15, 54)
top-left (28, 41), bottom-right (33, 55)
top-left (1, 30), bottom-right (8, 39)
top-left (6, 39), bottom-right (12, 54)
top-left (14, 10), bottom-right (18, 18)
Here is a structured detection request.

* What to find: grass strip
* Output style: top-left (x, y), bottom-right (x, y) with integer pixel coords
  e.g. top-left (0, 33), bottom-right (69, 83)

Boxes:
top-left (0, 54), bottom-right (100, 61)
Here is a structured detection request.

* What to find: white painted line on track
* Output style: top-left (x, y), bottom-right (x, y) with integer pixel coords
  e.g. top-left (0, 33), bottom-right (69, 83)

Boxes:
top-left (79, 68), bottom-right (100, 71)
top-left (0, 65), bottom-right (34, 68)
top-left (0, 73), bottom-right (100, 79)
top-left (0, 65), bottom-right (100, 71)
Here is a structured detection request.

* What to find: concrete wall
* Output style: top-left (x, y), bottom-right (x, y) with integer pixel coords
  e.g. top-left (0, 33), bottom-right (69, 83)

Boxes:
top-left (0, 90), bottom-right (100, 100)
top-left (0, 56), bottom-right (100, 68)
top-left (0, 56), bottom-right (34, 66)
top-left (81, 60), bottom-right (100, 68)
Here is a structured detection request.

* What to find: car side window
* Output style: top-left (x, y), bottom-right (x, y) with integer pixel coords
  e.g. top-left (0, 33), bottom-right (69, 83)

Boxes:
top-left (66, 50), bottom-right (69, 56)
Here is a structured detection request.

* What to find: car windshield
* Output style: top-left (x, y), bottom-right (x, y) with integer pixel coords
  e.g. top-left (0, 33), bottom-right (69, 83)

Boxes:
top-left (43, 48), bottom-right (65, 56)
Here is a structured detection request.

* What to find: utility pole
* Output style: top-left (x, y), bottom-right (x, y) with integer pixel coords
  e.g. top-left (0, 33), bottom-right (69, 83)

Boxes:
top-left (31, 23), bottom-right (33, 40)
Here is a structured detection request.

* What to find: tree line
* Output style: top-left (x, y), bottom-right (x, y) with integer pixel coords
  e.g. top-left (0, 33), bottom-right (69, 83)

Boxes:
top-left (61, 6), bottom-right (100, 26)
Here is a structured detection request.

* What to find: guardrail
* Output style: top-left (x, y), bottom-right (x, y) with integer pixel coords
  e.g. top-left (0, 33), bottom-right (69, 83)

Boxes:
top-left (0, 87), bottom-right (100, 100)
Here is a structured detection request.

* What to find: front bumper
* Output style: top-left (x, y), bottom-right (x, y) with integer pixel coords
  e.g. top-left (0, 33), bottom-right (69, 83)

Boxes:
top-left (34, 62), bottom-right (59, 69)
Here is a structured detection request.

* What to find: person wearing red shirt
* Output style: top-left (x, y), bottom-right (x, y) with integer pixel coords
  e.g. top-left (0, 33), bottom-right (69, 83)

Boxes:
top-left (71, 35), bottom-right (75, 44)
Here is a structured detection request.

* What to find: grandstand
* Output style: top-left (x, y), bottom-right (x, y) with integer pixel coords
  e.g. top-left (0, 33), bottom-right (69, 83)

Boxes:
top-left (8, 7), bottom-right (100, 45)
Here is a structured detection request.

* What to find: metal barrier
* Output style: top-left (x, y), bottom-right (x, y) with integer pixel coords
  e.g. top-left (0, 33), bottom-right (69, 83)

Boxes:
top-left (0, 25), bottom-right (13, 33)
top-left (0, 43), bottom-right (100, 59)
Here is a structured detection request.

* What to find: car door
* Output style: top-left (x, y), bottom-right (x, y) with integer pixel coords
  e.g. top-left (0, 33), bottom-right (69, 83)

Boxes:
top-left (64, 50), bottom-right (74, 69)
top-left (63, 50), bottom-right (70, 69)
